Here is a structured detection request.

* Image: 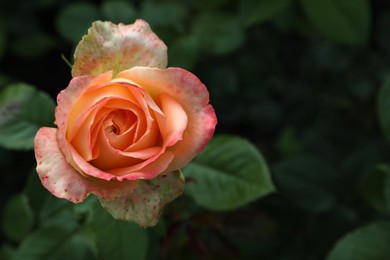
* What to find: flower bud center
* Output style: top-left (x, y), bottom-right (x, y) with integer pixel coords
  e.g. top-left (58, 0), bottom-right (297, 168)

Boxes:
top-left (106, 123), bottom-right (119, 135)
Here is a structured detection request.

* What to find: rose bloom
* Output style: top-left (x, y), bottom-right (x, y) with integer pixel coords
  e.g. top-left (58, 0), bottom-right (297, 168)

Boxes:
top-left (34, 20), bottom-right (217, 208)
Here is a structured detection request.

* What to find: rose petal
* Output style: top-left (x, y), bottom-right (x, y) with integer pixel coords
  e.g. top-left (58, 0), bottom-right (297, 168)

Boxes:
top-left (108, 151), bottom-right (175, 181)
top-left (70, 99), bottom-right (110, 160)
top-left (34, 127), bottom-right (137, 203)
top-left (68, 82), bottom-right (136, 135)
top-left (70, 97), bottom-right (143, 159)
top-left (99, 170), bottom-right (185, 227)
top-left (154, 93), bottom-right (188, 147)
top-left (72, 19), bottom-right (167, 77)
top-left (92, 93), bottom-right (187, 180)
top-left (56, 75), bottom-right (95, 173)
top-left (55, 75), bottom-right (119, 180)
top-left (116, 67), bottom-right (217, 172)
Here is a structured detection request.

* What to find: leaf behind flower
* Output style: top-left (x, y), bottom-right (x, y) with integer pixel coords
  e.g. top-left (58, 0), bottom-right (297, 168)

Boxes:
top-left (0, 83), bottom-right (55, 150)
top-left (184, 135), bottom-right (275, 211)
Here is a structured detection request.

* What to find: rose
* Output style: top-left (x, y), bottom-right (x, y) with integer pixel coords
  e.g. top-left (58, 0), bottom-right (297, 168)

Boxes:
top-left (34, 20), bottom-right (217, 226)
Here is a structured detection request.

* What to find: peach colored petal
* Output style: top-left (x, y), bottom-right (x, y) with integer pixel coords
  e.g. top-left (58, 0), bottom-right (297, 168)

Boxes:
top-left (75, 83), bottom-right (160, 151)
top-left (102, 100), bottom-right (143, 150)
top-left (91, 125), bottom-right (143, 170)
top-left (90, 70), bottom-right (113, 85)
top-left (70, 99), bottom-right (110, 160)
top-left (56, 77), bottom-right (157, 180)
top-left (54, 76), bottom-right (133, 181)
top-left (72, 20), bottom-right (167, 77)
top-left (67, 82), bottom-right (135, 134)
top-left (90, 107), bottom-right (114, 159)
top-left (55, 75), bottom-right (95, 172)
top-left (53, 67), bottom-right (215, 184)
top-left (155, 93), bottom-right (188, 147)
top-left (34, 127), bottom-right (137, 203)
top-left (109, 151), bottom-right (175, 181)
top-left (69, 137), bottom-right (174, 181)
top-left (117, 67), bottom-right (217, 172)
top-left (90, 120), bottom-right (160, 172)
top-left (123, 86), bottom-right (161, 145)
top-left (70, 97), bottom-right (144, 159)
top-left (70, 144), bottom-right (122, 181)
top-left (119, 146), bottom-right (161, 159)
top-left (90, 99), bottom-right (160, 172)
top-left (68, 97), bottom-right (108, 141)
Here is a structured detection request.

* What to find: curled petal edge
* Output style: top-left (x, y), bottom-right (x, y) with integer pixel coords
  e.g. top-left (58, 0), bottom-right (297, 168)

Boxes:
top-left (34, 127), bottom-right (137, 203)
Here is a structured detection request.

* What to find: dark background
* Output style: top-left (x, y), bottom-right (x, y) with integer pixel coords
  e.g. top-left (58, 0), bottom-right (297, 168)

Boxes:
top-left (1, 0), bottom-right (390, 259)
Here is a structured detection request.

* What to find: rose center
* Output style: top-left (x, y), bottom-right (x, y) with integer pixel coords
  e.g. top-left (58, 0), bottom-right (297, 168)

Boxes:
top-left (106, 123), bottom-right (119, 135)
top-left (104, 109), bottom-right (137, 137)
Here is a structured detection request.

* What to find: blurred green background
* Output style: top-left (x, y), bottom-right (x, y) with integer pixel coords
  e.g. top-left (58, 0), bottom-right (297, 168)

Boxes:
top-left (2, 0), bottom-right (390, 259)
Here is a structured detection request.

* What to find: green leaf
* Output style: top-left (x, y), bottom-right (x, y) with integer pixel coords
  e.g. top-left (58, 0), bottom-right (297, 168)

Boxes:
top-left (13, 226), bottom-right (97, 260)
top-left (27, 178), bottom-right (78, 229)
top-left (193, 13), bottom-right (244, 55)
top-left (273, 156), bottom-right (337, 212)
top-left (239, 0), bottom-right (292, 27)
top-left (25, 169), bottom-right (49, 216)
top-left (1, 194), bottom-right (34, 242)
top-left (73, 196), bottom-right (98, 218)
top-left (378, 74), bottom-right (390, 143)
top-left (300, 0), bottom-right (370, 44)
top-left (327, 222), bottom-right (390, 260)
top-left (184, 135), bottom-right (275, 211)
top-left (99, 171), bottom-right (185, 227)
top-left (38, 196), bottom-right (78, 229)
top-left (88, 202), bottom-right (148, 260)
top-left (24, 170), bottom-right (85, 228)
top-left (56, 3), bottom-right (100, 43)
top-left (0, 83), bottom-right (55, 150)
top-left (363, 164), bottom-right (390, 214)
top-left (101, 1), bottom-right (136, 24)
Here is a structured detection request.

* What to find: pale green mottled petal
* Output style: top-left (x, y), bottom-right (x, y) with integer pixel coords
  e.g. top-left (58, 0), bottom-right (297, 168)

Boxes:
top-left (99, 171), bottom-right (184, 227)
top-left (72, 19), bottom-right (167, 77)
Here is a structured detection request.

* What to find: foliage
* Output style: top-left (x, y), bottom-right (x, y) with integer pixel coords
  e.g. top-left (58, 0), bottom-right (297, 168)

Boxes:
top-left (1, 0), bottom-right (390, 259)
top-left (184, 135), bottom-right (274, 210)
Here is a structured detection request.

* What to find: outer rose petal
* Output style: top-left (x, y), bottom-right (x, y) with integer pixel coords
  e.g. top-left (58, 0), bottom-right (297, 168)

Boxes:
top-left (99, 170), bottom-right (185, 227)
top-left (116, 67), bottom-right (218, 173)
top-left (72, 19), bottom-right (167, 77)
top-left (34, 127), bottom-right (137, 203)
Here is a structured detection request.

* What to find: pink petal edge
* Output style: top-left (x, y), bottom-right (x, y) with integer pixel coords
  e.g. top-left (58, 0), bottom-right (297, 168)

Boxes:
top-left (34, 127), bottom-right (137, 203)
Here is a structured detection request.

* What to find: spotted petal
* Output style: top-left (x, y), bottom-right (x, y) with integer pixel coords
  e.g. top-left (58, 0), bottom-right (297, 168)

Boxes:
top-left (99, 170), bottom-right (185, 227)
top-left (72, 19), bottom-right (167, 77)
